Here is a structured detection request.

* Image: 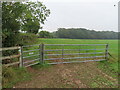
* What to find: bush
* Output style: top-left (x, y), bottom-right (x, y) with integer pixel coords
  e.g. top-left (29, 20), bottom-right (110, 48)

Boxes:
top-left (2, 31), bottom-right (20, 47)
top-left (18, 33), bottom-right (38, 46)
top-left (2, 33), bottom-right (38, 56)
top-left (38, 31), bottom-right (53, 38)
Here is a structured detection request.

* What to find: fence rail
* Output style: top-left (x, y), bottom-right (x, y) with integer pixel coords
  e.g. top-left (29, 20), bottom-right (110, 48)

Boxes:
top-left (44, 49), bottom-right (106, 51)
top-left (1, 46), bottom-right (21, 67)
top-left (47, 59), bottom-right (106, 65)
top-left (45, 44), bottom-right (107, 46)
top-left (1, 55), bottom-right (20, 60)
top-left (23, 49), bottom-right (40, 53)
top-left (0, 46), bottom-right (20, 51)
top-left (44, 56), bottom-right (105, 61)
top-left (44, 52), bottom-right (105, 56)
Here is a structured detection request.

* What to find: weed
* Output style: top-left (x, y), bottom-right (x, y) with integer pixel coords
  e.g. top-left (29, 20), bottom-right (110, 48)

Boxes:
top-left (91, 82), bottom-right (99, 88)
top-left (31, 63), bottom-right (51, 69)
top-left (2, 66), bottom-right (31, 88)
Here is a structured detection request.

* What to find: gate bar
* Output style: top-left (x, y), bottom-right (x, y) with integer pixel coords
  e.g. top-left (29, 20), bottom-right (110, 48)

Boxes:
top-left (47, 59), bottom-right (106, 64)
top-left (19, 46), bottom-right (23, 67)
top-left (45, 44), bottom-right (107, 46)
top-left (105, 44), bottom-right (109, 60)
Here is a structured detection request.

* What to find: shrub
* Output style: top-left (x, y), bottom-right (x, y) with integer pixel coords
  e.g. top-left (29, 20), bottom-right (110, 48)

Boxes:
top-left (2, 33), bottom-right (38, 64)
top-left (18, 33), bottom-right (38, 46)
top-left (38, 31), bottom-right (53, 38)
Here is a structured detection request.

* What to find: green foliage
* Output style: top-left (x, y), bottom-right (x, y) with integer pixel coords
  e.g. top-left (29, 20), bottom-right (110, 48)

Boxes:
top-left (2, 33), bottom-right (38, 57)
top-left (2, 67), bottom-right (31, 88)
top-left (99, 60), bottom-right (118, 78)
top-left (91, 82), bottom-right (99, 88)
top-left (2, 2), bottom-right (26, 47)
top-left (2, 1), bottom-right (50, 47)
top-left (39, 31), bottom-right (53, 38)
top-left (22, 19), bottom-right (40, 34)
top-left (54, 28), bottom-right (118, 39)
top-left (31, 63), bottom-right (51, 70)
top-left (18, 33), bottom-right (38, 46)
top-left (21, 2), bottom-right (50, 34)
top-left (2, 63), bottom-right (51, 88)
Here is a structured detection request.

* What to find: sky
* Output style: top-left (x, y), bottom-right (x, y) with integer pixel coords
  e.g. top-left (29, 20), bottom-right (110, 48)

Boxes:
top-left (30, 0), bottom-right (119, 32)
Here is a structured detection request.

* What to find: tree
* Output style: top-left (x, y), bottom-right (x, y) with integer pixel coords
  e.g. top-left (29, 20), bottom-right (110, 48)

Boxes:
top-left (22, 19), bottom-right (40, 34)
top-left (2, 2), bottom-right (50, 47)
top-left (39, 31), bottom-right (53, 38)
top-left (2, 2), bottom-right (25, 47)
top-left (21, 2), bottom-right (50, 34)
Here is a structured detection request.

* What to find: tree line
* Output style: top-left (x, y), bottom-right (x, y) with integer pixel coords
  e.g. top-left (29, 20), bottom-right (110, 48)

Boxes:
top-left (52, 28), bottom-right (118, 39)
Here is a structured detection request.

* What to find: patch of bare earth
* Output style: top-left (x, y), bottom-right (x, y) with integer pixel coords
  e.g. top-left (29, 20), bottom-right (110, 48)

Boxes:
top-left (14, 62), bottom-right (118, 88)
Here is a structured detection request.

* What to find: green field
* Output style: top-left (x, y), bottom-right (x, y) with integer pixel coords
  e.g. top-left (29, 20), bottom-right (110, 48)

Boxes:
top-left (38, 38), bottom-right (118, 56)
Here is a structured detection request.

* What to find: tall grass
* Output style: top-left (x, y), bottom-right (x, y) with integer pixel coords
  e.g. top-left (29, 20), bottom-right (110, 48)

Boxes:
top-left (2, 66), bottom-right (31, 88)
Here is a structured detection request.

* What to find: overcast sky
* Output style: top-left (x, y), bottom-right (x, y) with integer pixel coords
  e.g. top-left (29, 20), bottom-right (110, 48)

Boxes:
top-left (31, 0), bottom-right (119, 32)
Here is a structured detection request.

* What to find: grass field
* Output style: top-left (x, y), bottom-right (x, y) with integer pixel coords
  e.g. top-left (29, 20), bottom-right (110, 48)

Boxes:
top-left (38, 38), bottom-right (118, 56)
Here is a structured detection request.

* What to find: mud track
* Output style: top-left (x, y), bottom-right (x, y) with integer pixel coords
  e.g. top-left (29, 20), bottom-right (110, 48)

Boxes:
top-left (14, 62), bottom-right (117, 88)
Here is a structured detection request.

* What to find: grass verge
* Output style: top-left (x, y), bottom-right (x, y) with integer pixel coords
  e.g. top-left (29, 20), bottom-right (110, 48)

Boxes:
top-left (31, 63), bottom-right (52, 70)
top-left (2, 62), bottom-right (52, 88)
top-left (2, 66), bottom-right (31, 88)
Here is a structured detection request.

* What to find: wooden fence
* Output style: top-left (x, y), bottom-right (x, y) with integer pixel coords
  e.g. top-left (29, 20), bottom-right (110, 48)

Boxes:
top-left (1, 46), bottom-right (21, 67)
top-left (1, 44), bottom-right (109, 67)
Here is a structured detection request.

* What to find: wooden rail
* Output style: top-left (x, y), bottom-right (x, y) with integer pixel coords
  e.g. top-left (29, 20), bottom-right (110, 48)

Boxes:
top-left (1, 55), bottom-right (20, 60)
top-left (0, 46), bottom-right (20, 51)
top-left (1, 46), bottom-right (21, 67)
top-left (4, 61), bottom-right (20, 67)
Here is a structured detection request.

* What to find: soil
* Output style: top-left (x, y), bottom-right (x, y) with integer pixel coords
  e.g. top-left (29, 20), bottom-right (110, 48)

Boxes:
top-left (14, 62), bottom-right (118, 88)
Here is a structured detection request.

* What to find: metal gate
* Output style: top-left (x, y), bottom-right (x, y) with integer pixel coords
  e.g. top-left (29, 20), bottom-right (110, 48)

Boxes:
top-left (20, 44), bottom-right (109, 67)
top-left (21, 44), bottom-right (41, 67)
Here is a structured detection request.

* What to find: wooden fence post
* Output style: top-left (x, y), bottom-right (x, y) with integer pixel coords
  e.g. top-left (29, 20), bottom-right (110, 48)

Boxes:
top-left (105, 44), bottom-right (109, 60)
top-left (19, 46), bottom-right (23, 67)
top-left (40, 43), bottom-right (44, 64)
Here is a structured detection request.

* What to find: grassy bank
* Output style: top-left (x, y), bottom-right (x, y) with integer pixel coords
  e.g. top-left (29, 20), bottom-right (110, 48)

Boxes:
top-left (2, 67), bottom-right (31, 88)
top-left (2, 63), bottom-right (51, 88)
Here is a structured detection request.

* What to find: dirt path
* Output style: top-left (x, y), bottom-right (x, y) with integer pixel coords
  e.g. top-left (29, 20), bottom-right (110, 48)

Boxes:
top-left (14, 62), bottom-right (118, 88)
